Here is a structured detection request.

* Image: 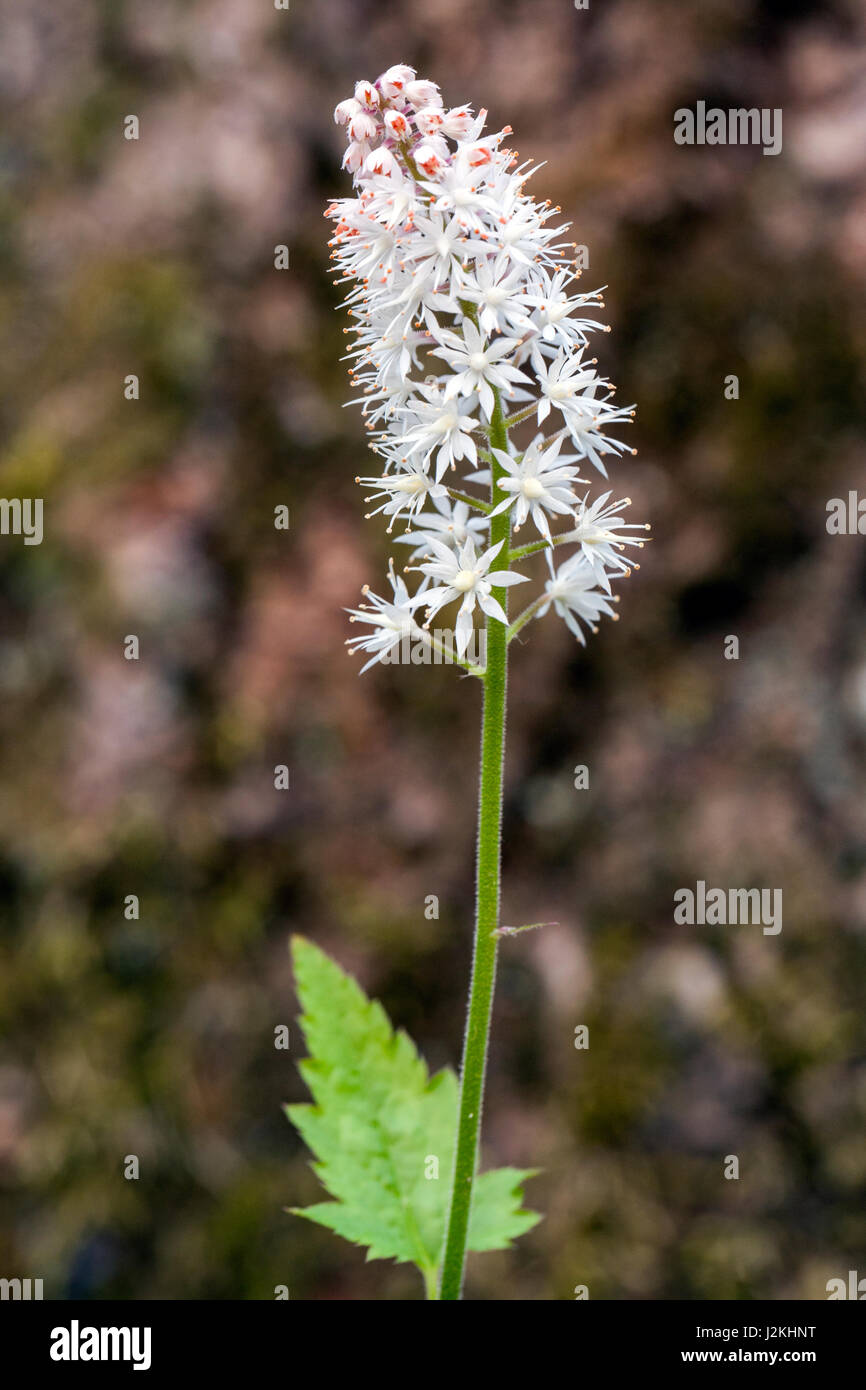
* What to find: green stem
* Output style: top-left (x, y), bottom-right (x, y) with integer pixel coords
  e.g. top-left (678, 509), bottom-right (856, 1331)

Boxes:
top-left (439, 388), bottom-right (511, 1300)
top-left (445, 486), bottom-right (493, 515)
top-left (506, 594), bottom-right (546, 644)
top-left (509, 537), bottom-right (556, 562)
top-left (501, 403), bottom-right (538, 431)
top-left (510, 528), bottom-right (580, 563)
top-left (416, 626), bottom-right (485, 677)
top-left (398, 140), bottom-right (430, 197)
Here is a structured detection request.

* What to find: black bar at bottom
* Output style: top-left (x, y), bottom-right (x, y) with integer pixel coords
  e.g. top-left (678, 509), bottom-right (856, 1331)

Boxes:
top-left (0, 1298), bottom-right (861, 1376)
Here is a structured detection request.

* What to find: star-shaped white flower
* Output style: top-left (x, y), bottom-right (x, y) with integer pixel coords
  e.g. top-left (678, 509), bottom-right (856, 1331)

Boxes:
top-left (358, 468), bottom-right (446, 531)
top-left (346, 563), bottom-right (428, 672)
top-left (430, 319), bottom-right (528, 420)
top-left (394, 497), bottom-right (489, 560)
top-left (558, 492), bottom-right (650, 589)
top-left (414, 536), bottom-right (528, 655)
top-left (397, 384), bottom-right (479, 481)
top-left (537, 551), bottom-right (620, 644)
top-left (399, 210), bottom-right (483, 298)
top-left (524, 267), bottom-right (607, 346)
top-left (457, 256), bottom-right (535, 337)
top-left (489, 435), bottom-right (585, 540)
top-left (534, 349), bottom-right (600, 426)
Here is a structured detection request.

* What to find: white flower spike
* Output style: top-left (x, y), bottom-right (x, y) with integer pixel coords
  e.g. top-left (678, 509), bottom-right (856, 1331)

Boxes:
top-left (328, 66), bottom-right (647, 671)
top-left (317, 66), bottom-right (650, 1306)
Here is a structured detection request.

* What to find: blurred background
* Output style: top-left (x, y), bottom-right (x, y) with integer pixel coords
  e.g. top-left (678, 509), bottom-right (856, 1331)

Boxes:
top-left (0, 0), bottom-right (865, 1301)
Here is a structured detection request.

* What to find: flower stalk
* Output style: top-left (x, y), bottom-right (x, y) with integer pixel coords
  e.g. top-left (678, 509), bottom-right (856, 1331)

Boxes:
top-left (324, 62), bottom-right (647, 1298)
top-left (439, 391), bottom-right (510, 1299)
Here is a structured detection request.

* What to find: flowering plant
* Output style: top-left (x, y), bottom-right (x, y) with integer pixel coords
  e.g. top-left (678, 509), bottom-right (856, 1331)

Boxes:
top-left (287, 63), bottom-right (648, 1300)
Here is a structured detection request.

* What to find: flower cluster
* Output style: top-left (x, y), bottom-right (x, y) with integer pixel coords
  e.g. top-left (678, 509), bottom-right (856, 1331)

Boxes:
top-left (330, 65), bottom-right (648, 670)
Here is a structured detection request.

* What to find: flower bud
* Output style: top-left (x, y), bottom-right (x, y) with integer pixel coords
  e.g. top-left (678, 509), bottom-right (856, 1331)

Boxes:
top-left (440, 105), bottom-right (475, 138)
top-left (413, 143), bottom-right (445, 177)
top-left (342, 141), bottom-right (370, 172)
top-left (348, 111), bottom-right (379, 143)
top-left (466, 144), bottom-right (492, 167)
top-left (354, 81), bottom-right (380, 109)
top-left (365, 147), bottom-right (399, 178)
top-left (404, 79), bottom-right (442, 109)
top-left (414, 107), bottom-right (444, 138)
top-left (384, 109), bottom-right (411, 140)
top-left (334, 98), bottom-right (361, 126)
top-left (378, 64), bottom-right (416, 98)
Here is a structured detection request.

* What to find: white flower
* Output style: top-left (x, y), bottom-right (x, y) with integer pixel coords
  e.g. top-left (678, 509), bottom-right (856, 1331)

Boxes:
top-left (394, 497), bottom-right (489, 560)
top-left (533, 350), bottom-right (634, 475)
top-left (534, 349), bottom-right (601, 426)
top-left (525, 268), bottom-right (607, 347)
top-left (397, 210), bottom-right (479, 299)
top-left (431, 319), bottom-right (529, 420)
top-left (537, 551), bottom-right (620, 644)
top-left (489, 435), bottom-right (584, 540)
top-left (558, 492), bottom-right (650, 589)
top-left (414, 537), bottom-right (528, 656)
top-left (397, 385), bottom-right (480, 481)
top-left (327, 67), bottom-right (644, 670)
top-left (346, 562), bottom-right (427, 672)
top-left (457, 256), bottom-right (534, 337)
top-left (358, 468), bottom-right (446, 530)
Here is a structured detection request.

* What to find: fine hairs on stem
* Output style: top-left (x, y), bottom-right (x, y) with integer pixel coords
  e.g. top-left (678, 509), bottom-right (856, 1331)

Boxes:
top-left (289, 62), bottom-right (647, 1300)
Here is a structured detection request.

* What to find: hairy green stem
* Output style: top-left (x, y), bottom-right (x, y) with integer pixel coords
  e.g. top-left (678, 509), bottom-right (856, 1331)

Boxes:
top-left (438, 388), bottom-right (510, 1300)
top-left (506, 594), bottom-right (546, 644)
top-left (501, 402), bottom-right (538, 431)
top-left (445, 486), bottom-right (493, 515)
top-left (416, 626), bottom-right (485, 677)
top-left (510, 528), bottom-right (579, 563)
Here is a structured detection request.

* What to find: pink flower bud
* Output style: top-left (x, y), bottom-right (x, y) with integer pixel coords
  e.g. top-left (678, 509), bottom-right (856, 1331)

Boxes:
top-left (354, 81), bottom-right (379, 109)
top-left (334, 98), bottom-right (361, 126)
top-left (342, 141), bottom-right (370, 172)
top-left (384, 109), bottom-right (411, 140)
top-left (440, 105), bottom-right (475, 138)
top-left (404, 80), bottom-right (442, 109)
top-left (413, 143), bottom-right (445, 177)
top-left (378, 64), bottom-right (416, 98)
top-left (364, 147), bottom-right (400, 178)
top-left (348, 111), bottom-right (378, 143)
top-left (414, 108), bottom-right (444, 138)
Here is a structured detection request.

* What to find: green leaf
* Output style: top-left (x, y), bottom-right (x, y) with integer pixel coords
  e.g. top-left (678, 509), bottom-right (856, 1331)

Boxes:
top-left (285, 936), bottom-right (539, 1288)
